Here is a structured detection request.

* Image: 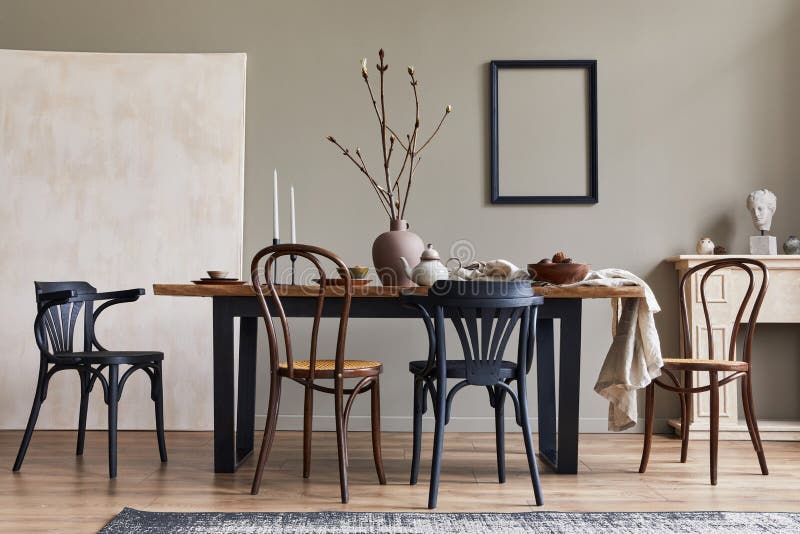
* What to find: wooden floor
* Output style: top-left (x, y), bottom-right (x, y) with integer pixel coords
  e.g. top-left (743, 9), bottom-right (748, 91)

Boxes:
top-left (1, 430), bottom-right (798, 532)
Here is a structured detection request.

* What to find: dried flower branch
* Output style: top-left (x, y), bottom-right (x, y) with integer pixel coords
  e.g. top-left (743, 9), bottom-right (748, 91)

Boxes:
top-left (376, 49), bottom-right (396, 219)
top-left (417, 105), bottom-right (452, 154)
top-left (327, 49), bottom-right (451, 221)
top-left (401, 156), bottom-right (421, 218)
top-left (326, 135), bottom-right (391, 217)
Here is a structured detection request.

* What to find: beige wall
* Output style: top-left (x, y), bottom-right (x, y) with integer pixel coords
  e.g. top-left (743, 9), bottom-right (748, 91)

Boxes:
top-left (2, 0), bottom-right (799, 433)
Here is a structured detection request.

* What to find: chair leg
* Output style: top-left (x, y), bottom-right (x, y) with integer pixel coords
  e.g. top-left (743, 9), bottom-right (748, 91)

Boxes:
top-left (428, 377), bottom-right (446, 510)
top-left (13, 361), bottom-right (47, 471)
top-left (741, 374), bottom-right (768, 475)
top-left (153, 363), bottom-right (168, 463)
top-left (639, 383), bottom-right (655, 473)
top-left (518, 377), bottom-right (543, 506)
top-left (251, 374), bottom-right (282, 495)
top-left (678, 391), bottom-right (687, 463)
top-left (302, 385), bottom-right (313, 478)
top-left (681, 370), bottom-right (692, 463)
top-left (334, 373), bottom-right (349, 504)
top-left (77, 369), bottom-right (90, 456)
top-left (494, 386), bottom-right (507, 484)
top-left (370, 378), bottom-right (387, 485)
top-left (709, 371), bottom-right (719, 486)
top-left (107, 365), bottom-right (119, 479)
top-left (410, 377), bottom-right (424, 486)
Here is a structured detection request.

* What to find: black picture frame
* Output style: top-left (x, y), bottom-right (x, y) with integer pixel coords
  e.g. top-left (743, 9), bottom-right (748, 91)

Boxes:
top-left (490, 59), bottom-right (598, 204)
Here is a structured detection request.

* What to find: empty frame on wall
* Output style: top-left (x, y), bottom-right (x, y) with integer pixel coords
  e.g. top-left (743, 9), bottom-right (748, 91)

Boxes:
top-left (490, 60), bottom-right (598, 204)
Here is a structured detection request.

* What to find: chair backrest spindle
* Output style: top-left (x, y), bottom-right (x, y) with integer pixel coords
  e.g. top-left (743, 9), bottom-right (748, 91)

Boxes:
top-left (679, 258), bottom-right (768, 364)
top-left (431, 292), bottom-right (540, 386)
top-left (34, 281), bottom-right (97, 355)
top-left (251, 244), bottom-right (352, 381)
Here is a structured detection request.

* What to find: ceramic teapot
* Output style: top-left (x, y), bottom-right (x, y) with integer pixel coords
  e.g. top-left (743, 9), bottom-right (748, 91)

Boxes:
top-left (399, 244), bottom-right (461, 286)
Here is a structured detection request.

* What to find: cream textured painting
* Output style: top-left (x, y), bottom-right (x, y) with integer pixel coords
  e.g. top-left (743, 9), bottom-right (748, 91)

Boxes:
top-left (0, 50), bottom-right (246, 430)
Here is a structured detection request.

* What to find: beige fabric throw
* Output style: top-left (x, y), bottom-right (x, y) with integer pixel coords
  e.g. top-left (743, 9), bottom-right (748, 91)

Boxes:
top-left (564, 269), bottom-right (663, 431)
top-left (450, 261), bottom-right (663, 432)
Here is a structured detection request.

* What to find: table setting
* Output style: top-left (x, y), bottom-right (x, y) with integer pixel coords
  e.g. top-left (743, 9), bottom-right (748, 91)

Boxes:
top-left (157, 48), bottom-right (662, 480)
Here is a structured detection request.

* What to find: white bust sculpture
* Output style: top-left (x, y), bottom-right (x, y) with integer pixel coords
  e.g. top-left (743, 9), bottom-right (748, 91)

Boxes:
top-left (746, 189), bottom-right (777, 233)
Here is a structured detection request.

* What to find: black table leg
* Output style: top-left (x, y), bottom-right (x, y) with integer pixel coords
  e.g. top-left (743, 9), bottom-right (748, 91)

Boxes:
top-left (236, 316), bottom-right (258, 463)
top-left (556, 299), bottom-right (583, 474)
top-left (536, 318), bottom-right (557, 466)
top-left (213, 298), bottom-right (236, 473)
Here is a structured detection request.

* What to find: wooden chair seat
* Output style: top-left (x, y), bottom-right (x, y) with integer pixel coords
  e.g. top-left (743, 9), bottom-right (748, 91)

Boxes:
top-left (278, 359), bottom-right (382, 378)
top-left (661, 358), bottom-right (749, 372)
top-left (409, 359), bottom-right (519, 379)
top-left (54, 350), bottom-right (164, 365)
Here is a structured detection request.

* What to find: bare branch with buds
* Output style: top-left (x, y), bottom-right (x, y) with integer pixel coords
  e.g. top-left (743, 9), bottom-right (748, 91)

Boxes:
top-left (327, 49), bottom-right (451, 221)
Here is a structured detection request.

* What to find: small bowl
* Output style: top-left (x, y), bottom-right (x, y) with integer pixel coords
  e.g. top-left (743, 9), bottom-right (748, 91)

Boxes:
top-left (527, 263), bottom-right (590, 285)
top-left (337, 266), bottom-right (370, 279)
top-left (207, 270), bottom-right (229, 280)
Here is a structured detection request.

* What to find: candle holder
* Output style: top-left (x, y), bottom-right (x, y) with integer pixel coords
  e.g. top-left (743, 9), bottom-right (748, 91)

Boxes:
top-left (290, 254), bottom-right (297, 285)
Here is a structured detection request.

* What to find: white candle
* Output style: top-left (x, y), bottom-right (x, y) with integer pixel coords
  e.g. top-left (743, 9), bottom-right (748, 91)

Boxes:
top-left (273, 169), bottom-right (279, 240)
top-left (290, 185), bottom-right (297, 244)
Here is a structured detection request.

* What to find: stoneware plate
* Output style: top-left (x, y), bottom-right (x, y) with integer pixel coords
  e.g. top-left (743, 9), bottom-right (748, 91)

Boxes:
top-left (313, 278), bottom-right (372, 287)
top-left (192, 279), bottom-right (246, 285)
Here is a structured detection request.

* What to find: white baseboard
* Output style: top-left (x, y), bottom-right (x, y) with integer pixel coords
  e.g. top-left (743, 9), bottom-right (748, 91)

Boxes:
top-left (258, 415), bottom-right (672, 434)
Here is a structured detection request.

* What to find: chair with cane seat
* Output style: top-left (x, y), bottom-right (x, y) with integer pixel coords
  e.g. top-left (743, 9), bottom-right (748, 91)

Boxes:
top-left (639, 258), bottom-right (769, 485)
top-left (249, 244), bottom-right (386, 503)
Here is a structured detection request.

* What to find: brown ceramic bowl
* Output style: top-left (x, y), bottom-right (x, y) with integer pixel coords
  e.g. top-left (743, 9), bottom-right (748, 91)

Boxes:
top-left (206, 270), bottom-right (229, 280)
top-left (527, 263), bottom-right (590, 285)
top-left (336, 266), bottom-right (369, 279)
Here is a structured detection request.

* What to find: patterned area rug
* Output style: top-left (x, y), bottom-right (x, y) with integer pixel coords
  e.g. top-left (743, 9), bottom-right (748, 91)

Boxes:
top-left (100, 508), bottom-right (800, 533)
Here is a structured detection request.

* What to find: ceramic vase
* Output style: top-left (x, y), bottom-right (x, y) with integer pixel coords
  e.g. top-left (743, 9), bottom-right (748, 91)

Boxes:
top-left (372, 219), bottom-right (425, 287)
top-left (784, 235), bottom-right (800, 255)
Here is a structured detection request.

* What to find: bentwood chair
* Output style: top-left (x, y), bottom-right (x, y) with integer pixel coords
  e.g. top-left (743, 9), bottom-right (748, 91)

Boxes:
top-left (249, 244), bottom-right (386, 503)
top-left (639, 258), bottom-right (769, 485)
top-left (403, 281), bottom-right (544, 509)
top-left (14, 282), bottom-right (167, 478)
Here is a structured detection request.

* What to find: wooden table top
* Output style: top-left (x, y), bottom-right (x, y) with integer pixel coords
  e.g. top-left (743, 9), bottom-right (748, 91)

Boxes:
top-left (153, 283), bottom-right (644, 299)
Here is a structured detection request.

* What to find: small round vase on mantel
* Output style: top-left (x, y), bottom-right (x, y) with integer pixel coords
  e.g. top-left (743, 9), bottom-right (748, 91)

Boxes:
top-left (784, 235), bottom-right (800, 255)
top-left (372, 219), bottom-right (425, 287)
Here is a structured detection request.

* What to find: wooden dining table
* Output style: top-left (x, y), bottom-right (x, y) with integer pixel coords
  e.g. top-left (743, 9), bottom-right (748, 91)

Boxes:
top-left (153, 282), bottom-right (643, 475)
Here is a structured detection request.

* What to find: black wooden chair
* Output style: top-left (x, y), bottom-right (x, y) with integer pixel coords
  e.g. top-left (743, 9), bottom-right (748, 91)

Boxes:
top-left (403, 281), bottom-right (544, 509)
top-left (13, 281), bottom-right (167, 478)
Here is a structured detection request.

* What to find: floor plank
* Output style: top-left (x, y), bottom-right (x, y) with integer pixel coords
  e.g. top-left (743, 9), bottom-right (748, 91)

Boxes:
top-left (1, 430), bottom-right (798, 532)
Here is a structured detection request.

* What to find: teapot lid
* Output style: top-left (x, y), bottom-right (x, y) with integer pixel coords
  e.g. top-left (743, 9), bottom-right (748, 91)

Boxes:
top-left (421, 243), bottom-right (440, 261)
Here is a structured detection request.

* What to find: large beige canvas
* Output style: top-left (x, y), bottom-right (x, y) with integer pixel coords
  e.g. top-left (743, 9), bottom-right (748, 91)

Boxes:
top-left (0, 50), bottom-right (246, 430)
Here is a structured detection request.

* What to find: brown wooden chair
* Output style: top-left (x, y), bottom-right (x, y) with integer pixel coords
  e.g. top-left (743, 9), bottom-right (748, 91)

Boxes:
top-left (639, 258), bottom-right (769, 485)
top-left (249, 244), bottom-right (386, 503)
